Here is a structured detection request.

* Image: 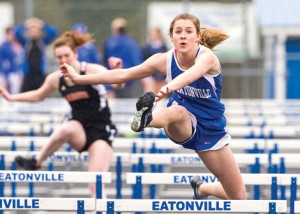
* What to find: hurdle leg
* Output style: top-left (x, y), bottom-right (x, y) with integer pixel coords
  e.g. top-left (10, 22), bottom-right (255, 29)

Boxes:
top-left (96, 175), bottom-right (103, 214)
top-left (77, 200), bottom-right (85, 214)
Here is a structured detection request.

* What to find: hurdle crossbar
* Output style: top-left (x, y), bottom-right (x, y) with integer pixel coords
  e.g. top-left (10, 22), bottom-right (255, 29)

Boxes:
top-left (126, 172), bottom-right (299, 185)
top-left (0, 151), bottom-right (130, 164)
top-left (96, 199), bottom-right (287, 213)
top-left (0, 197), bottom-right (94, 212)
top-left (0, 170), bottom-right (111, 183)
top-left (0, 136), bottom-right (179, 150)
top-left (5, 136), bottom-right (300, 152)
top-left (130, 153), bottom-right (269, 165)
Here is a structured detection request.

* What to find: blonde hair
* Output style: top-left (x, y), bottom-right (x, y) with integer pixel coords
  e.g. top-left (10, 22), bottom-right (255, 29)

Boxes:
top-left (53, 31), bottom-right (94, 52)
top-left (169, 13), bottom-right (229, 50)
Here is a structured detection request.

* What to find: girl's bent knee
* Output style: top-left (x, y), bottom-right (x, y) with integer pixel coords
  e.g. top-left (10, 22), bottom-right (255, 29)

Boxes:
top-left (169, 105), bottom-right (189, 121)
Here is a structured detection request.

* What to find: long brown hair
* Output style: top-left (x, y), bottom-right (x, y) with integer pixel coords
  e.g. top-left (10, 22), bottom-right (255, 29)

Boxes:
top-left (52, 31), bottom-right (94, 52)
top-left (169, 13), bottom-right (229, 50)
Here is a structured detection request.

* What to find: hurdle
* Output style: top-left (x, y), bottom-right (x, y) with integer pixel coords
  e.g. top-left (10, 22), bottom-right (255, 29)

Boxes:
top-left (2, 136), bottom-right (288, 160)
top-left (263, 125), bottom-right (300, 138)
top-left (96, 199), bottom-right (287, 213)
top-left (0, 136), bottom-right (179, 151)
top-left (0, 170), bottom-right (111, 201)
top-left (129, 153), bottom-right (269, 200)
top-left (127, 172), bottom-right (282, 199)
top-left (0, 197), bottom-right (94, 213)
top-left (0, 151), bottom-right (127, 199)
top-left (127, 172), bottom-right (300, 213)
top-left (130, 153), bottom-right (269, 172)
top-left (226, 114), bottom-right (300, 126)
top-left (1, 136), bottom-right (270, 152)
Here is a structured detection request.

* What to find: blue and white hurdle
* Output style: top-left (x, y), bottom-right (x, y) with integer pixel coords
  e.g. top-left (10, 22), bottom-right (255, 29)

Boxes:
top-left (0, 198), bottom-right (288, 213)
top-left (0, 136), bottom-right (180, 153)
top-left (129, 153), bottom-right (269, 173)
top-left (96, 199), bottom-right (287, 213)
top-left (0, 171), bottom-right (111, 214)
top-left (4, 136), bottom-right (300, 159)
top-left (0, 170), bottom-right (111, 197)
top-left (127, 172), bottom-right (300, 214)
top-left (0, 151), bottom-right (128, 199)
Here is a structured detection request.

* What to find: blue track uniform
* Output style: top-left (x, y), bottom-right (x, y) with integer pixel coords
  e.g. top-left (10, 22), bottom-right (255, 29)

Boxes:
top-left (165, 46), bottom-right (230, 151)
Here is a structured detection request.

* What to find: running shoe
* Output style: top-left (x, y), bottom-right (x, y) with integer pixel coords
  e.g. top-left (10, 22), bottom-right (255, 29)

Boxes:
top-left (190, 176), bottom-right (207, 199)
top-left (131, 91), bottom-right (155, 132)
top-left (14, 156), bottom-right (40, 170)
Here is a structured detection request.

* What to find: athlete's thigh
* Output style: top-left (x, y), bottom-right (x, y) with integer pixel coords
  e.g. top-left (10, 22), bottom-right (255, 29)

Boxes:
top-left (163, 105), bottom-right (193, 142)
top-left (59, 120), bottom-right (86, 151)
top-left (88, 140), bottom-right (113, 172)
top-left (197, 146), bottom-right (238, 176)
top-left (197, 146), bottom-right (245, 198)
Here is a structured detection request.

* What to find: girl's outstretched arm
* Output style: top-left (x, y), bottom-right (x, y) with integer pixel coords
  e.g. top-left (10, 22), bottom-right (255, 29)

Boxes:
top-left (60, 53), bottom-right (166, 85)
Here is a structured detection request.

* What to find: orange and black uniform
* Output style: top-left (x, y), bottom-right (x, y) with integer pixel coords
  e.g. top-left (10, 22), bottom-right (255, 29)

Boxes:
top-left (59, 62), bottom-right (116, 151)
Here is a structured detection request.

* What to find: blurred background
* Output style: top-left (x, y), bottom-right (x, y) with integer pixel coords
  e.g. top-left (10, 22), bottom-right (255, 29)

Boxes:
top-left (0, 0), bottom-right (299, 99)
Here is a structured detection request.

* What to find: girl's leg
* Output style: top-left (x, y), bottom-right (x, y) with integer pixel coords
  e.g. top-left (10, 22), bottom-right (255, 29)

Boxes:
top-left (149, 103), bottom-right (246, 199)
top-left (196, 146), bottom-right (246, 199)
top-left (149, 105), bottom-right (193, 142)
top-left (132, 94), bottom-right (245, 199)
top-left (131, 92), bottom-right (192, 137)
top-left (87, 140), bottom-right (113, 198)
top-left (36, 120), bottom-right (86, 166)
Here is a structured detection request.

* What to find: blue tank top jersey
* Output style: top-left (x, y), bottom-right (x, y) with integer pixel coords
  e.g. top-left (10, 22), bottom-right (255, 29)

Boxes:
top-left (165, 46), bottom-right (229, 151)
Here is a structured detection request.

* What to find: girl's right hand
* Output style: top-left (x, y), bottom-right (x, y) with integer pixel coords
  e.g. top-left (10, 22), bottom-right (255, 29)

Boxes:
top-left (108, 57), bottom-right (123, 69)
top-left (0, 87), bottom-right (13, 101)
top-left (60, 63), bottom-right (79, 84)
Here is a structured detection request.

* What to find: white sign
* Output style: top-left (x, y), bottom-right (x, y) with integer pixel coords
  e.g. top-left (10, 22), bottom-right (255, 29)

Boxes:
top-left (0, 2), bottom-right (14, 42)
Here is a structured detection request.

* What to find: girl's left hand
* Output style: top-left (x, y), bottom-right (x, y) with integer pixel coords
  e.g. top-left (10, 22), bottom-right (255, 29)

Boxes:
top-left (155, 85), bottom-right (170, 101)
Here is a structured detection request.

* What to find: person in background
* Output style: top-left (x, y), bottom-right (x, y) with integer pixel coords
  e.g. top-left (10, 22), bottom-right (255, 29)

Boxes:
top-left (14, 17), bottom-right (58, 92)
top-left (141, 27), bottom-right (168, 93)
top-left (72, 23), bottom-right (101, 64)
top-left (61, 13), bottom-right (246, 200)
top-left (0, 31), bottom-right (124, 198)
top-left (103, 17), bottom-right (142, 98)
top-left (0, 27), bottom-right (25, 94)
top-left (0, 49), bottom-right (5, 89)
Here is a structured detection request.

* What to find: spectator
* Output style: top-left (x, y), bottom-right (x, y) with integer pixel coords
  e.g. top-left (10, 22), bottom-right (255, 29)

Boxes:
top-left (103, 17), bottom-right (142, 98)
top-left (0, 27), bottom-right (25, 94)
top-left (72, 23), bottom-right (101, 64)
top-left (141, 27), bottom-right (168, 93)
top-left (0, 49), bottom-right (5, 89)
top-left (14, 17), bottom-right (58, 92)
